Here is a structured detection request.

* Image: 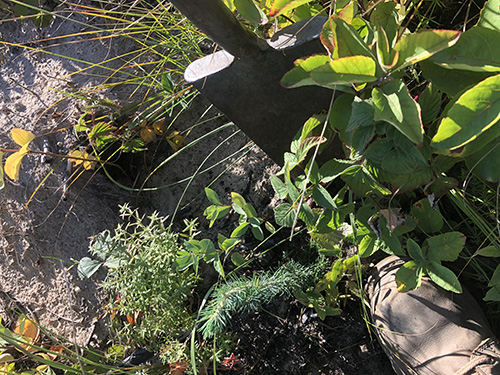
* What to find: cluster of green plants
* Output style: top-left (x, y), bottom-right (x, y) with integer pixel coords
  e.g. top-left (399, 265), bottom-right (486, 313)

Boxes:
top-left (3, 0), bottom-right (500, 374)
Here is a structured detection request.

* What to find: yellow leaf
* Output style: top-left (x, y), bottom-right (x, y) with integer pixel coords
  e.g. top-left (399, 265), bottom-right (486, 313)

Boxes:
top-left (13, 316), bottom-right (40, 353)
top-left (166, 131), bottom-right (185, 152)
top-left (140, 127), bottom-right (156, 143)
top-left (11, 128), bottom-right (35, 147)
top-left (68, 150), bottom-right (84, 167)
top-left (4, 144), bottom-right (29, 181)
top-left (83, 154), bottom-right (97, 170)
top-left (68, 150), bottom-right (97, 170)
top-left (152, 119), bottom-right (166, 135)
top-left (0, 151), bottom-right (4, 190)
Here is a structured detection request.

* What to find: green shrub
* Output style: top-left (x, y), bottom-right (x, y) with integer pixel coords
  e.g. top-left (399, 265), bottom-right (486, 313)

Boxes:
top-left (86, 204), bottom-right (197, 351)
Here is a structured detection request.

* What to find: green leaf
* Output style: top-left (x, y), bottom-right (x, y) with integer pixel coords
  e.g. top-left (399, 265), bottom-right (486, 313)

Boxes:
top-left (370, 1), bottom-right (398, 47)
top-left (244, 203), bottom-right (258, 218)
top-left (231, 222), bottom-right (250, 238)
top-left (282, 55), bottom-right (331, 88)
top-left (373, 80), bottom-right (424, 144)
top-left (477, 246), bottom-right (500, 257)
top-left (424, 232), bottom-right (466, 262)
top-left (484, 286), bottom-right (500, 301)
top-left (322, 16), bottom-right (376, 61)
top-left (411, 198), bottom-right (444, 233)
top-left (465, 137), bottom-right (500, 182)
top-left (309, 55), bottom-right (378, 86)
top-left (358, 234), bottom-right (378, 258)
top-left (395, 260), bottom-right (423, 292)
top-left (420, 59), bottom-right (493, 97)
top-left (312, 185), bottom-right (337, 211)
top-left (231, 252), bottom-right (246, 267)
top-left (488, 263), bottom-right (500, 287)
top-left (392, 29), bottom-right (460, 71)
top-left (319, 159), bottom-right (356, 183)
top-left (77, 258), bottom-right (102, 280)
top-left (270, 175), bottom-right (287, 199)
top-left (231, 192), bottom-right (246, 209)
top-left (418, 83), bottom-right (442, 125)
top-left (311, 229), bottom-right (345, 250)
top-left (341, 165), bottom-right (392, 197)
top-left (161, 73), bottom-right (174, 93)
top-left (251, 225), bottom-right (264, 241)
top-left (477, 0), bottom-right (500, 31)
top-left (205, 187), bottom-right (222, 205)
top-left (431, 74), bottom-right (500, 153)
top-left (234, 0), bottom-right (267, 25)
top-left (269, 0), bottom-right (314, 16)
top-left (430, 27), bottom-right (500, 72)
top-left (380, 226), bottom-right (404, 256)
top-left (274, 203), bottom-right (295, 227)
top-left (265, 221), bottom-right (276, 234)
top-left (426, 261), bottom-right (462, 293)
top-left (407, 238), bottom-right (424, 261)
top-left (319, 247), bottom-right (342, 257)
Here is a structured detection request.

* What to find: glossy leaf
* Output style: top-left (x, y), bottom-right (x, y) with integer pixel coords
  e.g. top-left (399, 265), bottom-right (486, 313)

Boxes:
top-left (370, 1), bottom-right (399, 47)
top-left (376, 26), bottom-right (398, 69)
top-left (426, 261), bottom-right (462, 293)
top-left (309, 55), bottom-right (378, 86)
top-left (407, 239), bottom-right (424, 261)
top-left (431, 74), bottom-right (500, 152)
top-left (395, 260), bottom-right (423, 292)
top-left (430, 27), bottom-right (500, 72)
top-left (465, 137), bottom-right (500, 182)
top-left (477, 0), bottom-right (500, 31)
top-left (373, 80), bottom-right (424, 144)
top-left (393, 29), bottom-right (460, 71)
top-left (269, 0), bottom-right (313, 16)
top-left (420, 59), bottom-right (493, 97)
top-left (282, 55), bottom-right (331, 88)
top-left (4, 144), bottom-right (30, 181)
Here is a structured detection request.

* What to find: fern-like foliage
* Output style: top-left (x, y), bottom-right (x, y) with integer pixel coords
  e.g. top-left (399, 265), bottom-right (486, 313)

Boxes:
top-left (199, 261), bottom-right (315, 338)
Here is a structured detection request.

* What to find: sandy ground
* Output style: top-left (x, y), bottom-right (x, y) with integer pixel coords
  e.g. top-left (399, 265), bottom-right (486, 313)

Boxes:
top-left (0, 1), bottom-right (278, 347)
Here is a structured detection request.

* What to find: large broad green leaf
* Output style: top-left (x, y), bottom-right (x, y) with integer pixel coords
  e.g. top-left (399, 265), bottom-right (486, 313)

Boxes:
top-left (373, 80), bottom-right (424, 144)
top-left (477, 0), bottom-right (500, 31)
top-left (358, 234), bottom-right (378, 258)
top-left (411, 198), bottom-right (443, 233)
top-left (312, 184), bottom-right (337, 211)
top-left (234, 0), bottom-right (267, 25)
top-left (341, 165), bottom-right (391, 196)
top-left (270, 175), bottom-right (288, 199)
top-left (395, 260), bottom-right (423, 292)
top-left (269, 0), bottom-right (314, 16)
top-left (392, 30), bottom-right (460, 72)
top-left (420, 59), bottom-right (493, 97)
top-left (426, 261), bottom-right (462, 293)
top-left (465, 136), bottom-right (500, 182)
top-left (430, 27), bottom-right (500, 72)
top-left (282, 55), bottom-right (331, 88)
top-left (321, 16), bottom-right (377, 61)
top-left (431, 74), bottom-right (500, 152)
top-left (424, 232), bottom-right (466, 262)
top-left (370, 1), bottom-right (399, 47)
top-left (319, 159), bottom-right (356, 183)
top-left (309, 55), bottom-right (378, 86)
top-left (418, 83), bottom-right (442, 125)
top-left (376, 26), bottom-right (398, 69)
